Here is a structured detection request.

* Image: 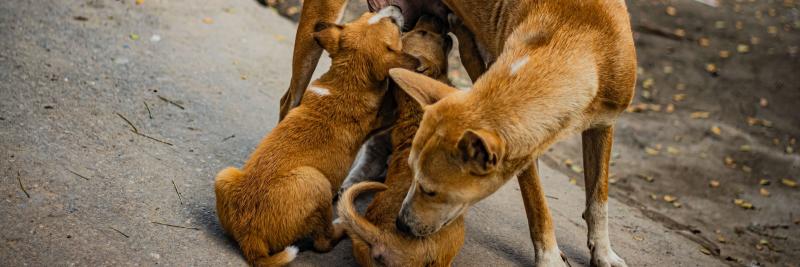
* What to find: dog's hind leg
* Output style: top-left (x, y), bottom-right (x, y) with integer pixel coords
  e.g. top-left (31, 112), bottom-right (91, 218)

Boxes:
top-left (581, 126), bottom-right (627, 267)
top-left (518, 160), bottom-right (568, 267)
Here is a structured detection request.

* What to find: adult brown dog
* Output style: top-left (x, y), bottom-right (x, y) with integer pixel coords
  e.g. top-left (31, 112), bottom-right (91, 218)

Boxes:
top-left (214, 8), bottom-right (419, 266)
top-left (283, 1), bottom-right (637, 266)
top-left (337, 16), bottom-right (465, 267)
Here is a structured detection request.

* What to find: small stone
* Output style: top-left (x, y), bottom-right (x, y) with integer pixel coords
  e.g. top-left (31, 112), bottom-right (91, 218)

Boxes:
top-left (719, 50), bottom-right (730, 58)
top-left (759, 179), bottom-right (770, 186)
top-left (666, 6), bottom-right (677, 16)
top-left (709, 180), bottom-right (720, 188)
top-left (759, 188), bottom-right (770, 197)
top-left (663, 195), bottom-right (678, 203)
top-left (705, 63), bottom-right (717, 74)
top-left (674, 28), bottom-right (686, 38)
top-left (698, 37), bottom-right (710, 47)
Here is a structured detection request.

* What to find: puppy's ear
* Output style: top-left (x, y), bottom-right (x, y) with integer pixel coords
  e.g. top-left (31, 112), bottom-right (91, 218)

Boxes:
top-left (456, 129), bottom-right (503, 175)
top-left (313, 22), bottom-right (343, 54)
top-left (388, 68), bottom-right (458, 106)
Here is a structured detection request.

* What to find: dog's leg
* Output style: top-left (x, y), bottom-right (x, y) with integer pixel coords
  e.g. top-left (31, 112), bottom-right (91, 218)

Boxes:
top-left (280, 0), bottom-right (348, 120)
top-left (581, 126), bottom-right (627, 267)
top-left (311, 198), bottom-right (346, 253)
top-left (339, 129), bottom-right (393, 197)
top-left (448, 14), bottom-right (486, 82)
top-left (518, 160), bottom-right (568, 267)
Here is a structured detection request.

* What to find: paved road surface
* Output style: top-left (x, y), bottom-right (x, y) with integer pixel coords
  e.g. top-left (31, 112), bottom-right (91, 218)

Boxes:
top-left (0, 0), bottom-right (724, 266)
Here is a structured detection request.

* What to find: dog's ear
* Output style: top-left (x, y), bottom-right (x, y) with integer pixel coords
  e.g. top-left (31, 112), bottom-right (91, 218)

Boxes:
top-left (456, 129), bottom-right (503, 176)
top-left (313, 22), bottom-right (343, 54)
top-left (389, 68), bottom-right (458, 106)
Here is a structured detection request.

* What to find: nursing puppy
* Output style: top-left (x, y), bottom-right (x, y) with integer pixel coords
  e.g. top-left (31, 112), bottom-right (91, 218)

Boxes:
top-left (338, 16), bottom-right (464, 267)
top-left (214, 7), bottom-right (419, 267)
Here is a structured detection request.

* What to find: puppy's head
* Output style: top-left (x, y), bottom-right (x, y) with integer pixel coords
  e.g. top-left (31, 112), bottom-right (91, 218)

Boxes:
top-left (313, 6), bottom-right (420, 81)
top-left (400, 15), bottom-right (451, 79)
top-left (389, 68), bottom-right (509, 237)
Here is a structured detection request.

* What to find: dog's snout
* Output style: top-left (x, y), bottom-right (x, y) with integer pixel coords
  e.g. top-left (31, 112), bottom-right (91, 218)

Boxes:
top-left (395, 217), bottom-right (412, 235)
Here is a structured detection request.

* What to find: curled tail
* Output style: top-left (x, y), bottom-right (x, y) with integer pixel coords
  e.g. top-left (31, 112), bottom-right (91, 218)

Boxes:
top-left (337, 182), bottom-right (388, 244)
top-left (240, 234), bottom-right (299, 267)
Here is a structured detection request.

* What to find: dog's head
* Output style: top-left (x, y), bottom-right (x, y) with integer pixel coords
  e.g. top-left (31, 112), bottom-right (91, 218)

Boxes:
top-left (389, 69), bottom-right (510, 237)
top-left (313, 6), bottom-right (420, 82)
top-left (400, 15), bottom-right (451, 80)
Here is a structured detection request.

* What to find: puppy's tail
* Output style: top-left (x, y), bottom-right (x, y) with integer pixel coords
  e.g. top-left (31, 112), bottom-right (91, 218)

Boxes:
top-left (240, 233), bottom-right (299, 267)
top-left (337, 182), bottom-right (388, 244)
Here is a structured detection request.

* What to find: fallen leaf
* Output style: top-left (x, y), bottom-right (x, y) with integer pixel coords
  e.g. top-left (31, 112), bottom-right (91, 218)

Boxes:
top-left (746, 117), bottom-right (773, 127)
top-left (568, 177), bottom-right (577, 185)
top-left (733, 199), bottom-right (754, 209)
top-left (665, 6), bottom-right (677, 16)
top-left (710, 126), bottom-right (722, 136)
top-left (698, 37), bottom-right (710, 47)
top-left (645, 147), bottom-right (660, 155)
top-left (759, 179), bottom-right (770, 185)
top-left (759, 188), bottom-right (770, 197)
top-left (663, 195), bottom-right (678, 203)
top-left (642, 78), bottom-right (654, 89)
top-left (691, 111), bottom-right (710, 119)
top-left (782, 178), bottom-right (797, 188)
top-left (737, 44), bottom-right (750, 53)
top-left (709, 180), bottom-right (720, 188)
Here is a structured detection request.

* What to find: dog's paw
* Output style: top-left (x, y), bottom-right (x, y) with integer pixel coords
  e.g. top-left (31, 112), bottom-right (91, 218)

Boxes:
top-left (589, 246), bottom-right (626, 267)
top-left (535, 247), bottom-right (568, 267)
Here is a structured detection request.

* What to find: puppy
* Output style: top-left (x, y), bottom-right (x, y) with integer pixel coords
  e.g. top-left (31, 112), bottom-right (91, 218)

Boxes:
top-left (214, 7), bottom-right (419, 267)
top-left (337, 16), bottom-right (465, 267)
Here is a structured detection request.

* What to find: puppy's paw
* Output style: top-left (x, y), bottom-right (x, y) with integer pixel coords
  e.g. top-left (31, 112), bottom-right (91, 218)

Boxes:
top-left (535, 247), bottom-right (568, 267)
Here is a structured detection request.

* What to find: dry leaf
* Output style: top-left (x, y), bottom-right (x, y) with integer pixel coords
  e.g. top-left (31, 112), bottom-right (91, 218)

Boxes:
top-left (663, 195), bottom-right (678, 203)
top-left (734, 199), bottom-right (754, 209)
top-left (759, 179), bottom-right (770, 185)
top-left (568, 177), bottom-right (577, 185)
top-left (645, 147), bottom-right (660, 155)
top-left (737, 44), bottom-right (750, 53)
top-left (759, 188), bottom-right (770, 197)
top-left (710, 126), bottom-right (722, 136)
top-left (666, 6), bottom-right (677, 16)
top-left (698, 37), bottom-right (710, 47)
top-left (691, 111), bottom-right (710, 119)
top-left (709, 180), bottom-right (720, 188)
top-left (782, 178), bottom-right (797, 188)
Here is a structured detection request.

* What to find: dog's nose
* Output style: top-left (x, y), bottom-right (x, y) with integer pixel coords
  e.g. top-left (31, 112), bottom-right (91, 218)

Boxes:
top-left (395, 217), bottom-right (412, 235)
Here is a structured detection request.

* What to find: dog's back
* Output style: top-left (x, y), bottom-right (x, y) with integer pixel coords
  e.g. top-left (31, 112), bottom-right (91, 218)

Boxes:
top-left (338, 16), bottom-right (466, 267)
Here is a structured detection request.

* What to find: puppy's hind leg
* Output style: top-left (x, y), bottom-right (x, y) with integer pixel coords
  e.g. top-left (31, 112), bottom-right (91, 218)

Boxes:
top-left (582, 126), bottom-right (626, 267)
top-left (309, 200), bottom-right (346, 253)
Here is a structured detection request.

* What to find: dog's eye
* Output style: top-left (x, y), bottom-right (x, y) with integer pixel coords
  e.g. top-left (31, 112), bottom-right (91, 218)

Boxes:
top-left (419, 185), bottom-right (436, 197)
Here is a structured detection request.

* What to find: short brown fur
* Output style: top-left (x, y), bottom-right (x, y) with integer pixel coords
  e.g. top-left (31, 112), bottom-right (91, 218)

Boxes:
top-left (215, 11), bottom-right (418, 267)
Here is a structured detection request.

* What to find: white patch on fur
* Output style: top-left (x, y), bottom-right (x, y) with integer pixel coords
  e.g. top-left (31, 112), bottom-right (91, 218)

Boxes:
top-left (333, 218), bottom-right (343, 225)
top-left (586, 202), bottom-right (627, 267)
top-left (510, 56), bottom-right (530, 75)
top-left (368, 6), bottom-right (404, 28)
top-left (285, 246), bottom-right (299, 261)
top-left (309, 86), bottom-right (330, 96)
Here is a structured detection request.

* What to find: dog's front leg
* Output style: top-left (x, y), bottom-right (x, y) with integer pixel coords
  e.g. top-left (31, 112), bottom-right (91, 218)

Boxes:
top-left (581, 126), bottom-right (627, 267)
top-left (339, 129), bottom-right (393, 198)
top-left (280, 0), bottom-right (348, 120)
top-left (518, 160), bottom-right (568, 267)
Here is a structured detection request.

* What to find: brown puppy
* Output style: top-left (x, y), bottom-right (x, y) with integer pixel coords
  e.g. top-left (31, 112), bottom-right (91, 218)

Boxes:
top-left (389, 1), bottom-right (637, 266)
top-left (337, 16), bottom-right (465, 267)
top-left (214, 8), bottom-right (419, 267)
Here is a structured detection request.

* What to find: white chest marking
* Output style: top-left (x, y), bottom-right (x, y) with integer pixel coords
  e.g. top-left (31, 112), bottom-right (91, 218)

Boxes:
top-left (309, 86), bottom-right (330, 96)
top-left (510, 56), bottom-right (530, 75)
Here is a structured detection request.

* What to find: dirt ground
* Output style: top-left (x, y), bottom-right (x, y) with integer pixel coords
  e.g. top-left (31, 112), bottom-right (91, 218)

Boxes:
top-left (266, 0), bottom-right (800, 265)
top-left (0, 0), bottom-right (796, 266)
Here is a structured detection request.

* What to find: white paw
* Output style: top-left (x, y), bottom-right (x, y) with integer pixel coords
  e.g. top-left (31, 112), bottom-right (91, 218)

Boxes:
top-left (535, 248), bottom-right (568, 267)
top-left (590, 247), bottom-right (626, 267)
